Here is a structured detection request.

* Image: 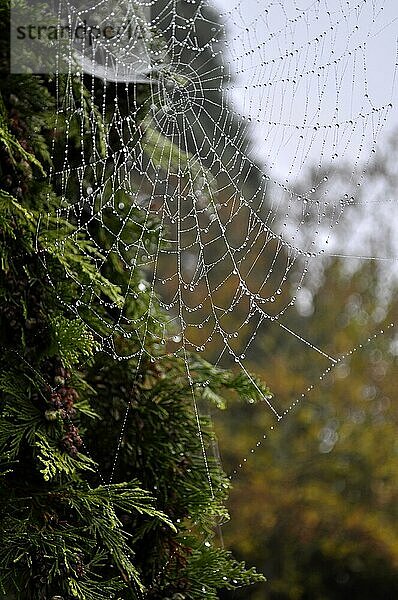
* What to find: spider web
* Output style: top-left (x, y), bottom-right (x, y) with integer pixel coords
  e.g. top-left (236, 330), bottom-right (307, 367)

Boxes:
top-left (39, 0), bottom-right (398, 493)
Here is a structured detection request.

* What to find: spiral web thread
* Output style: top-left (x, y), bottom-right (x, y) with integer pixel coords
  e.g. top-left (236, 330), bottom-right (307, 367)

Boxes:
top-left (39, 0), bottom-right (398, 504)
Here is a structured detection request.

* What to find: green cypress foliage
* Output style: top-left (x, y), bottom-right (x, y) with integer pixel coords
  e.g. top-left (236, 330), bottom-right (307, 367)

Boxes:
top-left (0, 3), bottom-right (265, 598)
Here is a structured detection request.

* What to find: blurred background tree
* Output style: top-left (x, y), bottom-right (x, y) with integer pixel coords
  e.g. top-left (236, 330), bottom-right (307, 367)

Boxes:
top-left (216, 130), bottom-right (398, 599)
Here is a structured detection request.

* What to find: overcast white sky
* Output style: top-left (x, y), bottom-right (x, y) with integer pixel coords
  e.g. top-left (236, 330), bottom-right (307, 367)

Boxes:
top-left (214, 0), bottom-right (398, 181)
